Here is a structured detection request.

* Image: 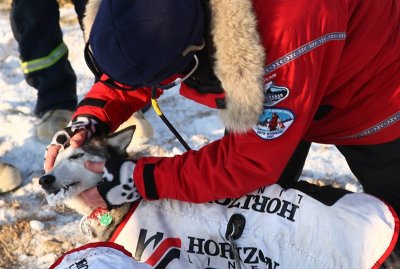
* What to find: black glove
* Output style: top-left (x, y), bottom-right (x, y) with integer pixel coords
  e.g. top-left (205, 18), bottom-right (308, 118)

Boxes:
top-left (97, 159), bottom-right (141, 208)
top-left (49, 116), bottom-right (101, 148)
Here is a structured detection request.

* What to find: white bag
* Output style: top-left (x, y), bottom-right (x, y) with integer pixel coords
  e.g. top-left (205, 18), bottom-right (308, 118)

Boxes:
top-left (49, 242), bottom-right (153, 269)
top-left (111, 183), bottom-right (399, 269)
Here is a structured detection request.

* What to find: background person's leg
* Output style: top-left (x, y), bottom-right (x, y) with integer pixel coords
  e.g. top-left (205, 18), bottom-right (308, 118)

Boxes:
top-left (10, 0), bottom-right (77, 143)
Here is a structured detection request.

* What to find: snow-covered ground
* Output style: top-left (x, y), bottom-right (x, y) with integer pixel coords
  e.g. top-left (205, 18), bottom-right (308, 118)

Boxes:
top-left (0, 5), bottom-right (361, 269)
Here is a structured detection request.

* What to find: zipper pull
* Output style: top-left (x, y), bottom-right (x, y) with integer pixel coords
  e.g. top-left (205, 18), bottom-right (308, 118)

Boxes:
top-left (225, 214), bottom-right (246, 269)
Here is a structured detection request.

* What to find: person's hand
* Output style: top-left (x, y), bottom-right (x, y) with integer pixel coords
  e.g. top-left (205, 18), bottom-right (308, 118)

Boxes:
top-left (97, 159), bottom-right (141, 208)
top-left (44, 116), bottom-right (101, 172)
top-left (79, 160), bottom-right (107, 209)
top-left (78, 159), bottom-right (140, 209)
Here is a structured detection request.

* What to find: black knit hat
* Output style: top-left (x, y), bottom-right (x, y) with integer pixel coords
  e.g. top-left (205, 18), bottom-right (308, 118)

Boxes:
top-left (89, 0), bottom-right (205, 87)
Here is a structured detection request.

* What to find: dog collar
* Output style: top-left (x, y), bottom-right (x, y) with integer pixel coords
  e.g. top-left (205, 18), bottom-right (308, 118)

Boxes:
top-left (87, 207), bottom-right (113, 226)
top-left (80, 207), bottom-right (113, 239)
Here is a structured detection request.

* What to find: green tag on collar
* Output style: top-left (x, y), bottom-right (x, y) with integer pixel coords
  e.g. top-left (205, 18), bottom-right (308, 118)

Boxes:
top-left (99, 213), bottom-right (113, 227)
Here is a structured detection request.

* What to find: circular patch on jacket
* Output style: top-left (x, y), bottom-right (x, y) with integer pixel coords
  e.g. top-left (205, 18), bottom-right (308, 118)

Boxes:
top-left (263, 82), bottom-right (289, 106)
top-left (253, 108), bottom-right (295, 139)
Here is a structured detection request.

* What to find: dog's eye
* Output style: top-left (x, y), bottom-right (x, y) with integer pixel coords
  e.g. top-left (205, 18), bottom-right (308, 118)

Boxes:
top-left (69, 153), bottom-right (84, 160)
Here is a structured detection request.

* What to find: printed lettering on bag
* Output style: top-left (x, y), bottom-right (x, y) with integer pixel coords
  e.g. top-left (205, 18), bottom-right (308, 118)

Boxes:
top-left (263, 81), bottom-right (289, 106)
top-left (253, 108), bottom-right (295, 139)
top-left (68, 258), bottom-right (88, 269)
top-left (121, 186), bottom-right (307, 268)
top-left (134, 229), bottom-right (280, 269)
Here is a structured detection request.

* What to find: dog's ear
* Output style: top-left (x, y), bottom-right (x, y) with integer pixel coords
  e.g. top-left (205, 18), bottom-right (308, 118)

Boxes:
top-left (106, 126), bottom-right (136, 154)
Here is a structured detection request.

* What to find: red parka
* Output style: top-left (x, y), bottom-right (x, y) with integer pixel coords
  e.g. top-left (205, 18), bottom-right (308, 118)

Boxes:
top-left (78, 0), bottom-right (400, 203)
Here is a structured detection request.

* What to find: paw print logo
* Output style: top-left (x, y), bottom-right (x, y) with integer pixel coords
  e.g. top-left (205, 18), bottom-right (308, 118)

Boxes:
top-left (105, 161), bottom-right (141, 205)
top-left (121, 177), bottom-right (140, 201)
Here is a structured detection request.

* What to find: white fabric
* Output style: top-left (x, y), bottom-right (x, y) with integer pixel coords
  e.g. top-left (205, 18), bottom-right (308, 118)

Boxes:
top-left (50, 243), bottom-right (153, 269)
top-left (112, 184), bottom-right (398, 269)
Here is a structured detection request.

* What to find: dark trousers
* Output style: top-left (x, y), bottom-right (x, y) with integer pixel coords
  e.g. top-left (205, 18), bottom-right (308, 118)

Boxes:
top-left (279, 138), bottom-right (400, 266)
top-left (9, 0), bottom-right (87, 116)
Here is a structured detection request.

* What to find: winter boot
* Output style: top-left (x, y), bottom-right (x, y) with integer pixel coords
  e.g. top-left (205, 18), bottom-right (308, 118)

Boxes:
top-left (0, 162), bottom-right (22, 193)
top-left (36, 109), bottom-right (74, 144)
top-left (116, 110), bottom-right (153, 146)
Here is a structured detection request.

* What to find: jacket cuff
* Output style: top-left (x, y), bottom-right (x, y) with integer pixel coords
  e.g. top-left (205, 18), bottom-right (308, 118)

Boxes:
top-left (74, 81), bottom-right (152, 132)
top-left (134, 157), bottom-right (164, 200)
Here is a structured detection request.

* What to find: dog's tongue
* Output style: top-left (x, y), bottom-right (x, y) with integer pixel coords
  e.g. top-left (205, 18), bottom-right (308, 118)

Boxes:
top-left (79, 187), bottom-right (107, 208)
top-left (84, 160), bottom-right (105, 173)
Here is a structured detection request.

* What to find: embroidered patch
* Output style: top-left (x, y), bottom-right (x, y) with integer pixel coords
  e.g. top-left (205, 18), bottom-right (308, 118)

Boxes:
top-left (253, 108), bottom-right (295, 139)
top-left (264, 82), bottom-right (289, 106)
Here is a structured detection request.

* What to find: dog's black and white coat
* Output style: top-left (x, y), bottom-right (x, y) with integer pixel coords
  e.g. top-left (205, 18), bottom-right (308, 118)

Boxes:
top-left (40, 127), bottom-right (136, 240)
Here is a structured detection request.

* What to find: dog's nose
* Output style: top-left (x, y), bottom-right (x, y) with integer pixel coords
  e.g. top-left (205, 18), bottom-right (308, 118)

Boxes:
top-left (39, 174), bottom-right (56, 189)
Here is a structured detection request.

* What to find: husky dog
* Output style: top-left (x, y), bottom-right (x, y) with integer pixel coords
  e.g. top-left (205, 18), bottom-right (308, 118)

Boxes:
top-left (39, 127), bottom-right (135, 241)
top-left (39, 127), bottom-right (397, 268)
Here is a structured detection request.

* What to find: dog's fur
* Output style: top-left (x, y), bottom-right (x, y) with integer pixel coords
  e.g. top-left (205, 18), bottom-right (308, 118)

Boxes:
top-left (40, 127), bottom-right (135, 241)
top-left (40, 127), bottom-right (398, 267)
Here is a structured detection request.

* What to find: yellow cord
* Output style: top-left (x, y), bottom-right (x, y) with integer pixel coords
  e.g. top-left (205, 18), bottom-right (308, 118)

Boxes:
top-left (149, 93), bottom-right (192, 150)
top-left (151, 98), bottom-right (162, 116)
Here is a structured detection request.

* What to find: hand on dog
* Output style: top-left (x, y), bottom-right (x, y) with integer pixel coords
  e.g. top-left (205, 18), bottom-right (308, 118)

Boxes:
top-left (44, 129), bottom-right (87, 172)
top-left (97, 159), bottom-right (141, 208)
top-left (79, 160), bottom-right (108, 209)
top-left (44, 116), bottom-right (101, 172)
top-left (79, 159), bottom-right (141, 209)
top-left (79, 186), bottom-right (107, 209)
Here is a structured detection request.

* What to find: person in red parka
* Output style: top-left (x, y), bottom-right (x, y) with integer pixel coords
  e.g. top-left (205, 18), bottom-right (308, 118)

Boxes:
top-left (44, 0), bottom-right (400, 265)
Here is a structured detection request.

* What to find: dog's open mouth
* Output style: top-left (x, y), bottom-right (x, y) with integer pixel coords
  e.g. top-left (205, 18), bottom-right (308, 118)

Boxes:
top-left (49, 182), bottom-right (79, 195)
top-left (46, 182), bottom-right (79, 206)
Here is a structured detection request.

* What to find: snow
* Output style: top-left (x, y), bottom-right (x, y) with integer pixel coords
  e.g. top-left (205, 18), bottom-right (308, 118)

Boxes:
top-left (0, 6), bottom-right (361, 269)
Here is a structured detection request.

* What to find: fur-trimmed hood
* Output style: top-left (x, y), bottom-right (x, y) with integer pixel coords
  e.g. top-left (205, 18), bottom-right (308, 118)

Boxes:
top-left (83, 0), bottom-right (265, 133)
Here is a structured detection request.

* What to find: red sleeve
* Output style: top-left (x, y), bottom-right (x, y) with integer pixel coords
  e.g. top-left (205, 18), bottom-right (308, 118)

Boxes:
top-left (179, 83), bottom-right (226, 109)
top-left (133, 1), bottom-right (348, 203)
top-left (134, 131), bottom-right (301, 203)
top-left (73, 80), bottom-right (159, 132)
